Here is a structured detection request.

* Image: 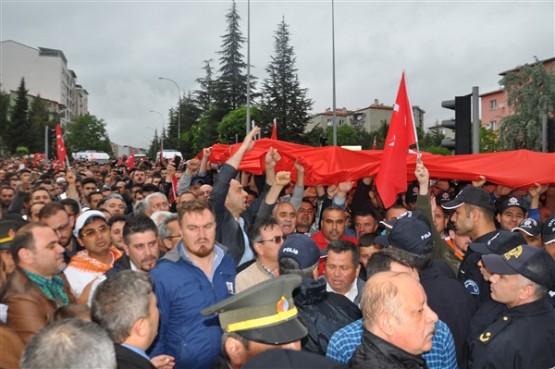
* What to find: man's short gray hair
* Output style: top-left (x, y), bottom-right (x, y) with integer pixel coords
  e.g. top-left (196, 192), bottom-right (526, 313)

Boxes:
top-left (144, 192), bottom-right (168, 212)
top-left (91, 270), bottom-right (153, 344)
top-left (21, 318), bottom-right (116, 369)
top-left (158, 213), bottom-right (178, 241)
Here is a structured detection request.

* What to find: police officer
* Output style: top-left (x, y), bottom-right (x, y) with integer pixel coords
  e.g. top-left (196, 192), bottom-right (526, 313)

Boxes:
top-left (467, 245), bottom-right (555, 368)
top-left (442, 186), bottom-right (525, 305)
top-left (202, 274), bottom-right (308, 369)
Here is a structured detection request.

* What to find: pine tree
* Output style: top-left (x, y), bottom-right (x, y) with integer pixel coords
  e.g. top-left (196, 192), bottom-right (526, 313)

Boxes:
top-left (6, 78), bottom-right (31, 153)
top-left (259, 18), bottom-right (313, 143)
top-left (0, 85), bottom-right (11, 154)
top-left (214, 0), bottom-right (253, 118)
top-left (195, 59), bottom-right (214, 111)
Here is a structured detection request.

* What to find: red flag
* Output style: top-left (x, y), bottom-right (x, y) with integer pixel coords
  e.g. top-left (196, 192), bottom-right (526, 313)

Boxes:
top-left (372, 135), bottom-right (378, 150)
top-left (117, 156), bottom-right (123, 167)
top-left (55, 124), bottom-right (67, 168)
top-left (375, 72), bottom-right (416, 208)
top-left (126, 151), bottom-right (135, 170)
top-left (33, 153), bottom-right (45, 167)
top-left (271, 118), bottom-right (278, 140)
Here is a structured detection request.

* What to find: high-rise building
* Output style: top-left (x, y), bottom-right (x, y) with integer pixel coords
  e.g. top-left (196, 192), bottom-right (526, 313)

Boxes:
top-left (0, 40), bottom-right (88, 125)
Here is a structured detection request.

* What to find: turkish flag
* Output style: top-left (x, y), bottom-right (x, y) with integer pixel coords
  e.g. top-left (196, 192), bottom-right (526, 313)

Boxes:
top-left (126, 151), bottom-right (135, 170)
top-left (271, 119), bottom-right (278, 140)
top-left (375, 72), bottom-right (416, 208)
top-left (55, 124), bottom-right (67, 168)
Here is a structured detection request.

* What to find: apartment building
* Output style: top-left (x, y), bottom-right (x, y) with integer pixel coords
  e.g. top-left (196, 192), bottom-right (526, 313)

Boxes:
top-left (480, 56), bottom-right (555, 130)
top-left (306, 99), bottom-right (425, 133)
top-left (0, 40), bottom-right (88, 124)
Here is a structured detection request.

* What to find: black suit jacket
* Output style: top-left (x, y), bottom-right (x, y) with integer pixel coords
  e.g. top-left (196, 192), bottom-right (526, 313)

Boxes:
top-left (115, 344), bottom-right (155, 369)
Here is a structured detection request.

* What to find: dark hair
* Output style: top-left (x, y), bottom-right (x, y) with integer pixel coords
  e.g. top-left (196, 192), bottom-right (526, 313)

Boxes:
top-left (358, 233), bottom-right (381, 248)
top-left (366, 248), bottom-right (419, 279)
top-left (38, 202), bottom-right (66, 220)
top-left (87, 191), bottom-right (104, 203)
top-left (10, 222), bottom-right (47, 264)
top-left (322, 204), bottom-right (345, 219)
top-left (123, 215), bottom-right (158, 245)
top-left (109, 214), bottom-right (127, 226)
top-left (249, 217), bottom-right (280, 245)
top-left (326, 239), bottom-right (359, 266)
top-left (353, 208), bottom-right (381, 222)
top-left (60, 198), bottom-right (81, 216)
top-left (81, 178), bottom-right (98, 187)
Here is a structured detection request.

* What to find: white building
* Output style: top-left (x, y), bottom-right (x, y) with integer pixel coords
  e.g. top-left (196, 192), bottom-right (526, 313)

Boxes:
top-left (0, 40), bottom-right (88, 124)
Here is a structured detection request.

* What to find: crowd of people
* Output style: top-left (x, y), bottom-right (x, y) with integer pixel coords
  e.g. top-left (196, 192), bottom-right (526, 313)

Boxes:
top-left (1, 126), bottom-right (554, 369)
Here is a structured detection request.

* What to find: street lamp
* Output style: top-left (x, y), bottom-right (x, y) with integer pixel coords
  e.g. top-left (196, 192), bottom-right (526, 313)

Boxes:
top-left (149, 110), bottom-right (165, 150)
top-left (158, 77), bottom-right (181, 148)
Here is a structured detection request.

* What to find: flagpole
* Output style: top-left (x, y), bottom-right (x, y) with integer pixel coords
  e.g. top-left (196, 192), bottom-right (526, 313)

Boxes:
top-left (404, 71), bottom-right (421, 161)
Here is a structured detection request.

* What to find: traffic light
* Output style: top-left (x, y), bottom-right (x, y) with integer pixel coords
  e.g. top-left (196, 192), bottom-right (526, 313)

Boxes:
top-left (440, 95), bottom-right (471, 155)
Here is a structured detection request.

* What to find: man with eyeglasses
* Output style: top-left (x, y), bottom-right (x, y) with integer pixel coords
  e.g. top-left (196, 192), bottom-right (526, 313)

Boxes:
top-left (63, 210), bottom-right (122, 305)
top-left (157, 214), bottom-right (181, 253)
top-left (235, 218), bottom-right (285, 293)
top-left (39, 202), bottom-right (84, 263)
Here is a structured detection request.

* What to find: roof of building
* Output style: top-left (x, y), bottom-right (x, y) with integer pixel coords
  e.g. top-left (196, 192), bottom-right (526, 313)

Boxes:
top-left (499, 56), bottom-right (555, 76)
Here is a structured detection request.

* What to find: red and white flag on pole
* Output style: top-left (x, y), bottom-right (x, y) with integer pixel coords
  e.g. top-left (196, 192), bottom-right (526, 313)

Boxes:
top-left (55, 124), bottom-right (67, 168)
top-left (271, 118), bottom-right (278, 140)
top-left (375, 72), bottom-right (417, 208)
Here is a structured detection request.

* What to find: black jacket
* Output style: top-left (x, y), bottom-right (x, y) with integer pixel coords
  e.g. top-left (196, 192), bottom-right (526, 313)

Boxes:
top-left (467, 297), bottom-right (555, 369)
top-left (115, 344), bottom-right (156, 369)
top-left (209, 164), bottom-right (273, 266)
top-left (349, 327), bottom-right (428, 369)
top-left (420, 262), bottom-right (476, 368)
top-left (294, 278), bottom-right (362, 355)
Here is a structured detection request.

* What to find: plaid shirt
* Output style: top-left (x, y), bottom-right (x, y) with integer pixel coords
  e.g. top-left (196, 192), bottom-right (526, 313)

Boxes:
top-left (326, 318), bottom-right (458, 369)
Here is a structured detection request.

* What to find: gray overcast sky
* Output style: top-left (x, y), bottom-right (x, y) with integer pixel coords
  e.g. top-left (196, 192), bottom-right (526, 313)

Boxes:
top-left (1, 0), bottom-right (554, 149)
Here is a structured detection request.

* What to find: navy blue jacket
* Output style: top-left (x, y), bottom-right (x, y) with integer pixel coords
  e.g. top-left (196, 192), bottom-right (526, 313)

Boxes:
top-left (150, 243), bottom-right (236, 369)
top-left (468, 297), bottom-right (555, 368)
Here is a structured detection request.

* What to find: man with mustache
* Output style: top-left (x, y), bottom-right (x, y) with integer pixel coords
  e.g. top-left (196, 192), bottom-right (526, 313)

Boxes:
top-left (312, 205), bottom-right (357, 252)
top-left (272, 201), bottom-right (297, 238)
top-left (349, 271), bottom-right (439, 369)
top-left (107, 215), bottom-right (160, 276)
top-left (63, 210), bottom-right (122, 304)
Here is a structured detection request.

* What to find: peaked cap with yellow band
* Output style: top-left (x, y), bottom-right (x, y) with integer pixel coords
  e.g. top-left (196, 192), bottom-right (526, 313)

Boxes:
top-left (201, 274), bottom-right (307, 345)
top-left (0, 220), bottom-right (25, 251)
top-left (482, 244), bottom-right (555, 288)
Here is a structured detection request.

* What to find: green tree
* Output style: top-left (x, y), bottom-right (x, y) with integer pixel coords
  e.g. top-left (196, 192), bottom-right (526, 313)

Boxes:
top-left (65, 114), bottom-right (113, 156)
top-left (480, 126), bottom-right (500, 153)
top-left (166, 93), bottom-right (202, 155)
top-left (6, 78), bottom-right (31, 153)
top-left (499, 58), bottom-right (555, 151)
top-left (259, 18), bottom-right (313, 143)
top-left (217, 106), bottom-right (262, 143)
top-left (0, 85), bottom-right (12, 154)
top-left (214, 0), bottom-right (254, 117)
top-left (28, 95), bottom-right (54, 153)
